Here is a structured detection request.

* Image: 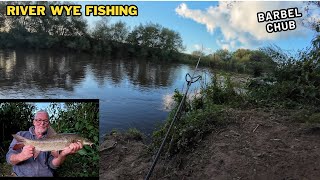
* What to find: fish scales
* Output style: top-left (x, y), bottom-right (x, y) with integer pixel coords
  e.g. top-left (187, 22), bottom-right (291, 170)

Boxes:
top-left (13, 133), bottom-right (93, 152)
top-left (27, 138), bottom-right (70, 151)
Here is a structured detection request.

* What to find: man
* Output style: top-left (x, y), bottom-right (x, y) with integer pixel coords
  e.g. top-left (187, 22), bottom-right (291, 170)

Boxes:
top-left (6, 110), bottom-right (83, 177)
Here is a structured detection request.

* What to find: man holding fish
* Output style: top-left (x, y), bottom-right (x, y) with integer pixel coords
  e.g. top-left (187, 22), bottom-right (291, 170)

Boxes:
top-left (5, 110), bottom-right (93, 177)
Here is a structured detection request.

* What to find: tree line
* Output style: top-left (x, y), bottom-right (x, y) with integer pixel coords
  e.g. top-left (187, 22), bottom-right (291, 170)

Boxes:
top-left (0, 1), bottom-right (185, 60)
top-left (188, 48), bottom-right (277, 77)
top-left (2, 1), bottom-right (316, 77)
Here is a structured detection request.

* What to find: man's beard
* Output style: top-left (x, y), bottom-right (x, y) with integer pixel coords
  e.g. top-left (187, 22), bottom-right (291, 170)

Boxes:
top-left (35, 127), bottom-right (47, 135)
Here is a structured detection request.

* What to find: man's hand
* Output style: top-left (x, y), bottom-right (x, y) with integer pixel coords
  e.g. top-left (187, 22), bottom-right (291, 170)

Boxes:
top-left (19, 145), bottom-right (34, 161)
top-left (51, 142), bottom-right (83, 168)
top-left (60, 142), bottom-right (83, 156)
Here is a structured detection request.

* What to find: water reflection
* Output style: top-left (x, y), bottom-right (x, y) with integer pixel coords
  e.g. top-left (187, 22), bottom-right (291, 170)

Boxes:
top-left (106, 58), bottom-right (177, 89)
top-left (0, 51), bottom-right (16, 80)
top-left (0, 49), bottom-right (213, 140)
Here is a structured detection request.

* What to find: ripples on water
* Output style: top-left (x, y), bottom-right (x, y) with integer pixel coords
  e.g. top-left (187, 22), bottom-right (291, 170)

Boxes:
top-left (0, 49), bottom-right (214, 140)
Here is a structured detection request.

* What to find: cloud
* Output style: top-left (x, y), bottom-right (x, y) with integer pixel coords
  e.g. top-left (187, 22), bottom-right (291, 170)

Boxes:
top-left (194, 44), bottom-right (202, 50)
top-left (175, 2), bottom-right (318, 50)
top-left (194, 44), bottom-right (213, 54)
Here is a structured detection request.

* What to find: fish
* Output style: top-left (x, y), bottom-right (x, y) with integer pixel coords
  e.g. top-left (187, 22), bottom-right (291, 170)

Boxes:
top-left (12, 133), bottom-right (94, 159)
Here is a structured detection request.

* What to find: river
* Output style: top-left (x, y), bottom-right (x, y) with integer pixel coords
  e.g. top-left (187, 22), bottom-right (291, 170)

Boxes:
top-left (0, 49), bottom-right (214, 141)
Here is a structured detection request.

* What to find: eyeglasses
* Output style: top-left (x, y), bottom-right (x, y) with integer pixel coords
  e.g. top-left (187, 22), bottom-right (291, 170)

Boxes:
top-left (34, 119), bottom-right (49, 125)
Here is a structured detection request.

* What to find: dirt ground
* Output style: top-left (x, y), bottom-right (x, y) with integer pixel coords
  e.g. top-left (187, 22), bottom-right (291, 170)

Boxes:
top-left (100, 108), bottom-right (320, 180)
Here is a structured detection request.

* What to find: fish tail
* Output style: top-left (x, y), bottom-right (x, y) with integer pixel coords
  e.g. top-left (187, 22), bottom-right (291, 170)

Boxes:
top-left (12, 134), bottom-right (27, 143)
top-left (12, 134), bottom-right (27, 150)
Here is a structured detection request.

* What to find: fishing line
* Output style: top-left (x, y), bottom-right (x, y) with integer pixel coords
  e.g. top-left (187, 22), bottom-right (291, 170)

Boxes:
top-left (144, 48), bottom-right (203, 180)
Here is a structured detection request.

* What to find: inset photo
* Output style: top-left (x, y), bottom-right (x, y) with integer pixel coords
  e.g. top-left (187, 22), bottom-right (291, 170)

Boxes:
top-left (0, 100), bottom-right (99, 178)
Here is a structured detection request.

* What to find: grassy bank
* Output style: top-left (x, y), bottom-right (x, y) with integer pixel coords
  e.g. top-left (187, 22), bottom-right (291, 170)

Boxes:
top-left (149, 45), bottom-right (320, 156)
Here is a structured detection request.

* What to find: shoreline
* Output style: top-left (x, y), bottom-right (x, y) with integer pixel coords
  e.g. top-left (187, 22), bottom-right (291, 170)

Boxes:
top-left (100, 107), bottom-right (320, 179)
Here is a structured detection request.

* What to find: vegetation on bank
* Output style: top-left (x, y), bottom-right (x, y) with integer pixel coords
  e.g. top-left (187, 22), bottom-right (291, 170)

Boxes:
top-left (151, 29), bottom-right (320, 156)
top-left (151, 5), bottom-right (320, 155)
top-left (0, 102), bottom-right (99, 177)
top-left (248, 47), bottom-right (320, 107)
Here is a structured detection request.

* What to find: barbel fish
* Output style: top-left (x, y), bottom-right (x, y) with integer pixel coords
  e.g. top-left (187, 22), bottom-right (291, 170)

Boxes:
top-left (12, 133), bottom-right (93, 159)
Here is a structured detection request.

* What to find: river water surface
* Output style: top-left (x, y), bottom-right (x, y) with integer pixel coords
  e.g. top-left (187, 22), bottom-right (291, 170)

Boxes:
top-left (0, 50), bottom-right (214, 140)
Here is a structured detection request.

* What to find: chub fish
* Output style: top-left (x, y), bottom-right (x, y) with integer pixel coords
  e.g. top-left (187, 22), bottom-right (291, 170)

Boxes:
top-left (12, 133), bottom-right (93, 159)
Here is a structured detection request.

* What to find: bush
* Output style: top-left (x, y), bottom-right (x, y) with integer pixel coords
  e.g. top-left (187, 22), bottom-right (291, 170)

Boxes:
top-left (49, 102), bottom-right (99, 177)
top-left (247, 48), bottom-right (320, 107)
top-left (151, 74), bottom-right (243, 156)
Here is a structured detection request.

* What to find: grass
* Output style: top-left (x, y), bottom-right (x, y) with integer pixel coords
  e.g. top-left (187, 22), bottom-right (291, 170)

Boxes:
top-left (151, 74), bottom-right (240, 156)
top-left (307, 113), bottom-right (320, 124)
top-left (151, 62), bottom-right (320, 156)
top-left (0, 162), bottom-right (12, 177)
top-left (126, 128), bottom-right (144, 141)
top-left (106, 128), bottom-right (144, 141)
top-left (0, 146), bottom-right (12, 177)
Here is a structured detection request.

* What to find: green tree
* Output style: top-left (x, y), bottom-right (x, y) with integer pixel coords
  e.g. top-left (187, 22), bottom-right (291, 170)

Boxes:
top-left (0, 103), bottom-right (35, 148)
top-left (142, 23), bottom-right (161, 48)
top-left (0, 2), bottom-right (6, 30)
top-left (92, 17), bottom-right (111, 41)
top-left (109, 21), bottom-right (129, 43)
top-left (160, 27), bottom-right (184, 52)
top-left (2, 1), bottom-right (87, 37)
top-left (213, 49), bottom-right (231, 62)
top-left (232, 48), bottom-right (252, 62)
top-left (191, 50), bottom-right (205, 57)
top-left (126, 24), bottom-right (144, 46)
top-left (49, 102), bottom-right (99, 177)
top-left (127, 23), bottom-right (184, 52)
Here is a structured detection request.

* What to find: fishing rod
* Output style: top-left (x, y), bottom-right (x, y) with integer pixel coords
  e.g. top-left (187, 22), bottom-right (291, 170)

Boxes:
top-left (144, 48), bottom-right (203, 180)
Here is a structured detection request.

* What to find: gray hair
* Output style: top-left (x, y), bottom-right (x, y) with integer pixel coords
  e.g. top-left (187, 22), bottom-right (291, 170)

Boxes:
top-left (35, 110), bottom-right (49, 119)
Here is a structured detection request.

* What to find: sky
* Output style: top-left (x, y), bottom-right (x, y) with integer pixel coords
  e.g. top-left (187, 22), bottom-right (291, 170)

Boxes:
top-left (33, 102), bottom-right (65, 120)
top-left (78, 1), bottom-right (319, 54)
